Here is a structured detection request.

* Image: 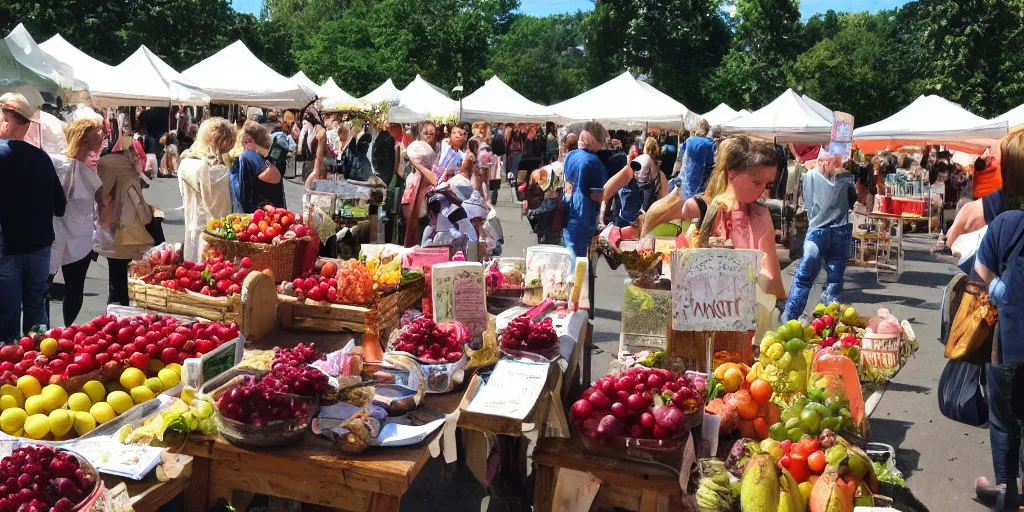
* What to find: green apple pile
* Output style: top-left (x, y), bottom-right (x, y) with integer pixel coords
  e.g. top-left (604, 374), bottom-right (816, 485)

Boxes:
top-left (757, 319), bottom-right (809, 396)
top-left (768, 391), bottom-right (855, 443)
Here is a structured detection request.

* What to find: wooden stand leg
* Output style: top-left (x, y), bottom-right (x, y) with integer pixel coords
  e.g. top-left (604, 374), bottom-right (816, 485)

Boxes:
top-left (533, 464), bottom-right (557, 512)
top-left (639, 489), bottom-right (669, 512)
top-left (183, 456), bottom-right (210, 512)
top-left (367, 492), bottom-right (401, 512)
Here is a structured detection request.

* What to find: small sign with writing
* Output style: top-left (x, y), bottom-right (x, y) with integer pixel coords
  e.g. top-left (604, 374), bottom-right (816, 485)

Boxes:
top-left (829, 111), bottom-right (855, 160)
top-left (432, 262), bottom-right (488, 336)
top-left (670, 248), bottom-right (761, 332)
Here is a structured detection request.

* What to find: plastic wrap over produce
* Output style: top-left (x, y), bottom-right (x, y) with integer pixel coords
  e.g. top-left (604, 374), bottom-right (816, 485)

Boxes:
top-left (620, 279), bottom-right (673, 353)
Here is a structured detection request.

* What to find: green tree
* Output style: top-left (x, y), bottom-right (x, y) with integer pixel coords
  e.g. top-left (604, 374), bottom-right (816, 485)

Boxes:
top-left (485, 13), bottom-right (589, 104)
top-left (704, 0), bottom-right (802, 110)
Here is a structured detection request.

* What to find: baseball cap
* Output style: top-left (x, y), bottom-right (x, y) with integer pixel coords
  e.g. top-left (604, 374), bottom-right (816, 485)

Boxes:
top-left (0, 92), bottom-right (38, 121)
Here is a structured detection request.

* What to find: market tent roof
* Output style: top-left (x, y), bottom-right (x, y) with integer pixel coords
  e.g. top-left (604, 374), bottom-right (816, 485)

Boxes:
top-left (183, 41), bottom-right (315, 109)
top-left (702, 103), bottom-right (742, 126)
top-left (802, 94), bottom-right (834, 123)
top-left (853, 95), bottom-right (1008, 153)
top-left (991, 104), bottom-right (1024, 130)
top-left (360, 78), bottom-right (430, 123)
top-left (320, 77), bottom-right (365, 112)
top-left (291, 71), bottom-right (322, 97)
top-left (551, 71), bottom-right (697, 129)
top-left (107, 46), bottom-right (209, 107)
top-left (461, 75), bottom-right (561, 123)
top-left (721, 89), bottom-right (832, 143)
top-left (397, 75), bottom-right (458, 121)
top-left (2, 26), bottom-right (88, 103)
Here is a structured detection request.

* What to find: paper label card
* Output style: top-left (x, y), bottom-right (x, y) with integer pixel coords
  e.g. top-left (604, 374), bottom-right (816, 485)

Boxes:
top-left (467, 359), bottom-right (550, 420)
top-left (432, 262), bottom-right (487, 336)
top-left (670, 248), bottom-right (761, 332)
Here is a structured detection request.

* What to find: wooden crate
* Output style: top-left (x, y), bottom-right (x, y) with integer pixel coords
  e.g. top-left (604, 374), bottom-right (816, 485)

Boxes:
top-left (665, 328), bottom-right (752, 374)
top-left (128, 271), bottom-right (277, 341)
top-left (277, 278), bottom-right (425, 344)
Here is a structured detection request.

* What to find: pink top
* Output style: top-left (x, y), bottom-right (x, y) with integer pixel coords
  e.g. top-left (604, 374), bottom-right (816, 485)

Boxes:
top-left (710, 202), bottom-right (772, 249)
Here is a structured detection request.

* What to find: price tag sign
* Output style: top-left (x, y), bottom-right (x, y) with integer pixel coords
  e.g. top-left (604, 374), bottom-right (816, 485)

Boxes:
top-left (670, 248), bottom-right (761, 332)
top-left (829, 111), bottom-right (855, 160)
top-left (312, 206), bottom-right (336, 245)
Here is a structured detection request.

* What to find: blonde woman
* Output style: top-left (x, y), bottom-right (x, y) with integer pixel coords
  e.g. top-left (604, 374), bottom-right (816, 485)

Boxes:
top-left (178, 117), bottom-right (236, 261)
top-left (50, 109), bottom-right (105, 325)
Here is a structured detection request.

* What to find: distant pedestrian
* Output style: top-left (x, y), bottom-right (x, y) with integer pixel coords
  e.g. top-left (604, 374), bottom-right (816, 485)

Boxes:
top-left (0, 92), bottom-right (67, 338)
top-left (563, 121), bottom-right (610, 257)
top-left (178, 117), bottom-right (236, 262)
top-left (680, 118), bottom-right (715, 197)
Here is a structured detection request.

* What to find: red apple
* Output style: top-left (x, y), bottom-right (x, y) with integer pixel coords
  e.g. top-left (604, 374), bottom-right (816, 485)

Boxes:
top-left (95, 353), bottom-right (111, 366)
top-left (18, 338), bottom-right (33, 351)
top-left (129, 352), bottom-right (149, 370)
top-left (65, 363), bottom-right (82, 377)
top-left (73, 352), bottom-right (96, 371)
top-left (47, 359), bottom-right (66, 374)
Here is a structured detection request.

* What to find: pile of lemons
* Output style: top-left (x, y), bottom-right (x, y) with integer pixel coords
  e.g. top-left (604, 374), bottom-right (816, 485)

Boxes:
top-left (0, 363), bottom-right (181, 440)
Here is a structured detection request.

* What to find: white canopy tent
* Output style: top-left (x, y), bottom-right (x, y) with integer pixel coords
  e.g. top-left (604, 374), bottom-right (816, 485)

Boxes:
top-left (2, 25), bottom-right (88, 103)
top-left (991, 105), bottom-right (1024, 130)
top-left (291, 71), bottom-right (322, 97)
top-left (853, 95), bottom-right (1008, 153)
top-left (184, 41), bottom-right (315, 109)
top-left (109, 46), bottom-right (209, 107)
top-left (721, 89), bottom-right (833, 143)
top-left (397, 75), bottom-right (458, 121)
top-left (461, 75), bottom-right (560, 123)
top-left (550, 71), bottom-right (697, 129)
top-left (360, 78), bottom-right (428, 123)
top-left (319, 77), bottom-right (365, 112)
top-left (802, 94), bottom-right (835, 123)
top-left (702, 103), bottom-right (743, 126)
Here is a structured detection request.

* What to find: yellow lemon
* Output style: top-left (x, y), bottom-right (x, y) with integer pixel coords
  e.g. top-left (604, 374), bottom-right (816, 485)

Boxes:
top-left (48, 409), bottom-right (72, 437)
top-left (158, 368), bottom-right (181, 389)
top-left (24, 395), bottom-right (47, 416)
top-left (0, 395), bottom-right (15, 411)
top-left (0, 407), bottom-right (27, 434)
top-left (16, 375), bottom-right (41, 398)
top-left (106, 391), bottom-right (134, 414)
top-left (1, 387), bottom-right (23, 408)
top-left (39, 337), bottom-right (58, 357)
top-left (23, 414), bottom-right (49, 440)
top-left (73, 411), bottom-right (96, 436)
top-left (147, 359), bottom-right (165, 374)
top-left (119, 367), bottom-right (146, 390)
top-left (143, 377), bottom-right (164, 394)
top-left (41, 384), bottom-right (68, 412)
top-left (82, 381), bottom-right (106, 403)
top-left (67, 393), bottom-right (92, 412)
top-left (129, 386), bottom-right (156, 404)
top-left (89, 402), bottom-right (116, 424)
top-left (165, 363), bottom-right (183, 375)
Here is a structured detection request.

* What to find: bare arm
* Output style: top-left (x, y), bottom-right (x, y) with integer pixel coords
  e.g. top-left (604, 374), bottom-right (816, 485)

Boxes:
top-left (640, 190), bottom-right (684, 237)
top-left (414, 159), bottom-right (437, 186)
top-left (657, 171), bottom-right (669, 199)
top-left (759, 227), bottom-right (786, 299)
top-left (394, 145), bottom-right (403, 178)
top-left (602, 163), bottom-right (633, 202)
top-left (312, 127), bottom-right (326, 175)
top-left (976, 260), bottom-right (996, 285)
top-left (947, 199), bottom-right (984, 249)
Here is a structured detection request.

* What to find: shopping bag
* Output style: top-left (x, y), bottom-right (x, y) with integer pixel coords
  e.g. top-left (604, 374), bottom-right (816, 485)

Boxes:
top-left (937, 358), bottom-right (988, 426)
top-left (944, 288), bottom-right (997, 360)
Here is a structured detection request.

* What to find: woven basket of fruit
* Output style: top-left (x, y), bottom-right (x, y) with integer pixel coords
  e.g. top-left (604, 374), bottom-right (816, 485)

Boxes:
top-left (202, 232), bottom-right (312, 283)
top-left (127, 257), bottom-right (278, 341)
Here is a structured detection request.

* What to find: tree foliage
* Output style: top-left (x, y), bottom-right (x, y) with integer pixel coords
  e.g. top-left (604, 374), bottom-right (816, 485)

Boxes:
top-left (486, 13), bottom-right (589, 104)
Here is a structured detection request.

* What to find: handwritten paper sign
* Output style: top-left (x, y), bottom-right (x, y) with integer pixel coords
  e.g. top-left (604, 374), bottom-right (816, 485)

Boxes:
top-left (432, 262), bottom-right (487, 336)
top-left (670, 248), bottom-right (761, 332)
top-left (829, 111), bottom-right (855, 160)
top-left (467, 359), bottom-right (549, 420)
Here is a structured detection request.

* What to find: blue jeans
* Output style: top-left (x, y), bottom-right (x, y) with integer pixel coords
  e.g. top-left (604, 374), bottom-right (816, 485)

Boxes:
top-left (784, 224), bottom-right (852, 321)
top-left (0, 246), bottom-right (51, 341)
top-left (988, 363), bottom-right (1024, 510)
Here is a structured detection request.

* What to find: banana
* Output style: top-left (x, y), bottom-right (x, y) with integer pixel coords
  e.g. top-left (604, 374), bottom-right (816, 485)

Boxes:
top-left (777, 468), bottom-right (805, 512)
top-left (832, 437), bottom-right (879, 493)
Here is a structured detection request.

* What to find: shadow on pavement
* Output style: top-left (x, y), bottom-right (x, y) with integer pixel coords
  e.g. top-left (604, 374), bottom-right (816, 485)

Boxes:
top-left (885, 382), bottom-right (932, 394)
top-left (593, 308), bottom-right (622, 321)
top-left (869, 418), bottom-right (921, 479)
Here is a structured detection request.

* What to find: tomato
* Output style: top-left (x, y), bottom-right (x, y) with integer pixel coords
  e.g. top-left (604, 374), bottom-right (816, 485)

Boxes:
top-left (807, 450), bottom-right (826, 474)
top-left (787, 454), bottom-right (811, 482)
top-left (749, 378), bottom-right (773, 406)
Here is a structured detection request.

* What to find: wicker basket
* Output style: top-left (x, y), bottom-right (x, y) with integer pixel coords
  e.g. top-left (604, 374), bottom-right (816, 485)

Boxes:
top-left (277, 277), bottom-right (425, 344)
top-left (202, 232), bottom-right (315, 283)
top-left (127, 271), bottom-right (278, 341)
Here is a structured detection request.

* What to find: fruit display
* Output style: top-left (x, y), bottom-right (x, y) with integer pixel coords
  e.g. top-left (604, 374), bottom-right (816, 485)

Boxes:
top-left (207, 206), bottom-right (308, 244)
top-left (262, 345), bottom-right (328, 397)
top-left (738, 453), bottom-right (805, 512)
top-left (277, 259), bottom-right (374, 305)
top-left (140, 254), bottom-right (255, 296)
top-left (122, 396), bottom-right (217, 444)
top-left (365, 257), bottom-right (402, 291)
top-left (214, 376), bottom-right (312, 427)
top-left (767, 390), bottom-right (856, 444)
top-left (705, 377), bottom-right (781, 440)
top-left (756, 319), bottom-right (810, 397)
top-left (694, 459), bottom-right (739, 512)
top-left (0, 445), bottom-right (97, 511)
top-left (391, 317), bottom-right (466, 363)
top-left (143, 242), bottom-right (182, 267)
top-left (570, 366), bottom-right (703, 441)
top-left (499, 315), bottom-right (558, 356)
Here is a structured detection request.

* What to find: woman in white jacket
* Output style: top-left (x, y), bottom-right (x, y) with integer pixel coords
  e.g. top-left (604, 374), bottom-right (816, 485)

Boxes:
top-left (177, 118), bottom-right (236, 262)
top-left (50, 109), bottom-right (105, 325)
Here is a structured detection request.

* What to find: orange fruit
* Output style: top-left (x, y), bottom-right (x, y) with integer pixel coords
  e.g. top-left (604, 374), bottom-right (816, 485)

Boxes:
top-left (721, 367), bottom-right (744, 393)
top-left (753, 417), bottom-right (770, 440)
top-left (749, 378), bottom-right (773, 406)
top-left (728, 390), bottom-right (759, 420)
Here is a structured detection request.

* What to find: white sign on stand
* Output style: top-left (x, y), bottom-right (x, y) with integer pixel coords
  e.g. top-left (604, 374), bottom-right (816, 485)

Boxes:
top-left (670, 248), bottom-right (761, 332)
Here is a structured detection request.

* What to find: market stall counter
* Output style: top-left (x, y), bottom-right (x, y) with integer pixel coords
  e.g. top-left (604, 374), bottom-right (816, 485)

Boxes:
top-left (174, 329), bottom-right (462, 512)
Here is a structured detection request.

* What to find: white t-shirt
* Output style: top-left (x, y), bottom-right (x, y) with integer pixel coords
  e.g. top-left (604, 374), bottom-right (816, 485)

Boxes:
top-left (50, 155), bottom-right (103, 270)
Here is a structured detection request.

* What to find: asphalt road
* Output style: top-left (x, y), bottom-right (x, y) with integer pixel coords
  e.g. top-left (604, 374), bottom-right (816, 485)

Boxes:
top-left (51, 175), bottom-right (985, 511)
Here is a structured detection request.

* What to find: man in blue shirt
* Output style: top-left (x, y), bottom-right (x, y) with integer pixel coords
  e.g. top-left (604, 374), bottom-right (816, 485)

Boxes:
top-left (562, 122), bottom-right (610, 257)
top-left (681, 119), bottom-right (715, 198)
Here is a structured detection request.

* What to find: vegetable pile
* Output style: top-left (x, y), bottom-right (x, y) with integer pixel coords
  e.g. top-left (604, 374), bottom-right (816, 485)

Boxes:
top-left (207, 206), bottom-right (308, 244)
top-left (499, 315), bottom-right (558, 354)
top-left (141, 255), bottom-right (255, 296)
top-left (0, 445), bottom-right (95, 511)
top-left (392, 317), bottom-right (466, 363)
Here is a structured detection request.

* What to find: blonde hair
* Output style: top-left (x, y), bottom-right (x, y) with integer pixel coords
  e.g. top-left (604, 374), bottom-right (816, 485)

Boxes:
top-left (702, 135), bottom-right (777, 203)
top-left (192, 117), bottom-right (236, 156)
top-left (1000, 126), bottom-right (1024, 203)
top-left (62, 117), bottom-right (102, 160)
top-left (643, 137), bottom-right (660, 160)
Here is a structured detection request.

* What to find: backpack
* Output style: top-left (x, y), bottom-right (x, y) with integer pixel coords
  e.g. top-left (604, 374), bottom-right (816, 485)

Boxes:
top-left (268, 134), bottom-right (289, 171)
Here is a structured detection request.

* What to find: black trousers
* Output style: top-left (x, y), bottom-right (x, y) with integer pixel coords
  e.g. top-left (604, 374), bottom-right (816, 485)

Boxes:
top-left (107, 257), bottom-right (131, 306)
top-left (61, 253), bottom-right (92, 326)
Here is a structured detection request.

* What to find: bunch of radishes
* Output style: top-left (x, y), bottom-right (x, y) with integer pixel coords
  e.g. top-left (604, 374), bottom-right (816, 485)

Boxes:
top-left (499, 315), bottom-right (558, 354)
top-left (215, 376), bottom-right (312, 427)
top-left (144, 243), bottom-right (181, 267)
top-left (571, 366), bottom-right (704, 440)
top-left (273, 344), bottom-right (322, 366)
top-left (149, 256), bottom-right (254, 296)
top-left (0, 445), bottom-right (94, 512)
top-left (392, 317), bottom-right (466, 363)
top-left (261, 344), bottom-right (328, 397)
top-left (2, 316), bottom-right (238, 385)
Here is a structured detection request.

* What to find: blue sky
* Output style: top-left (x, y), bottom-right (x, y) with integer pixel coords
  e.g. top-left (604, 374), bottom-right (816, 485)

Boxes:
top-left (231, 0), bottom-right (910, 19)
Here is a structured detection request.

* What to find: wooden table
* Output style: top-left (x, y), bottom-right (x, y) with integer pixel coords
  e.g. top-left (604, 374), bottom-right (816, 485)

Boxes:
top-left (533, 436), bottom-right (696, 512)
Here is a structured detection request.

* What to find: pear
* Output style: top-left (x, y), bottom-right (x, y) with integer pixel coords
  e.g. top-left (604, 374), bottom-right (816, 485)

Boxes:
top-left (740, 454), bottom-right (780, 511)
